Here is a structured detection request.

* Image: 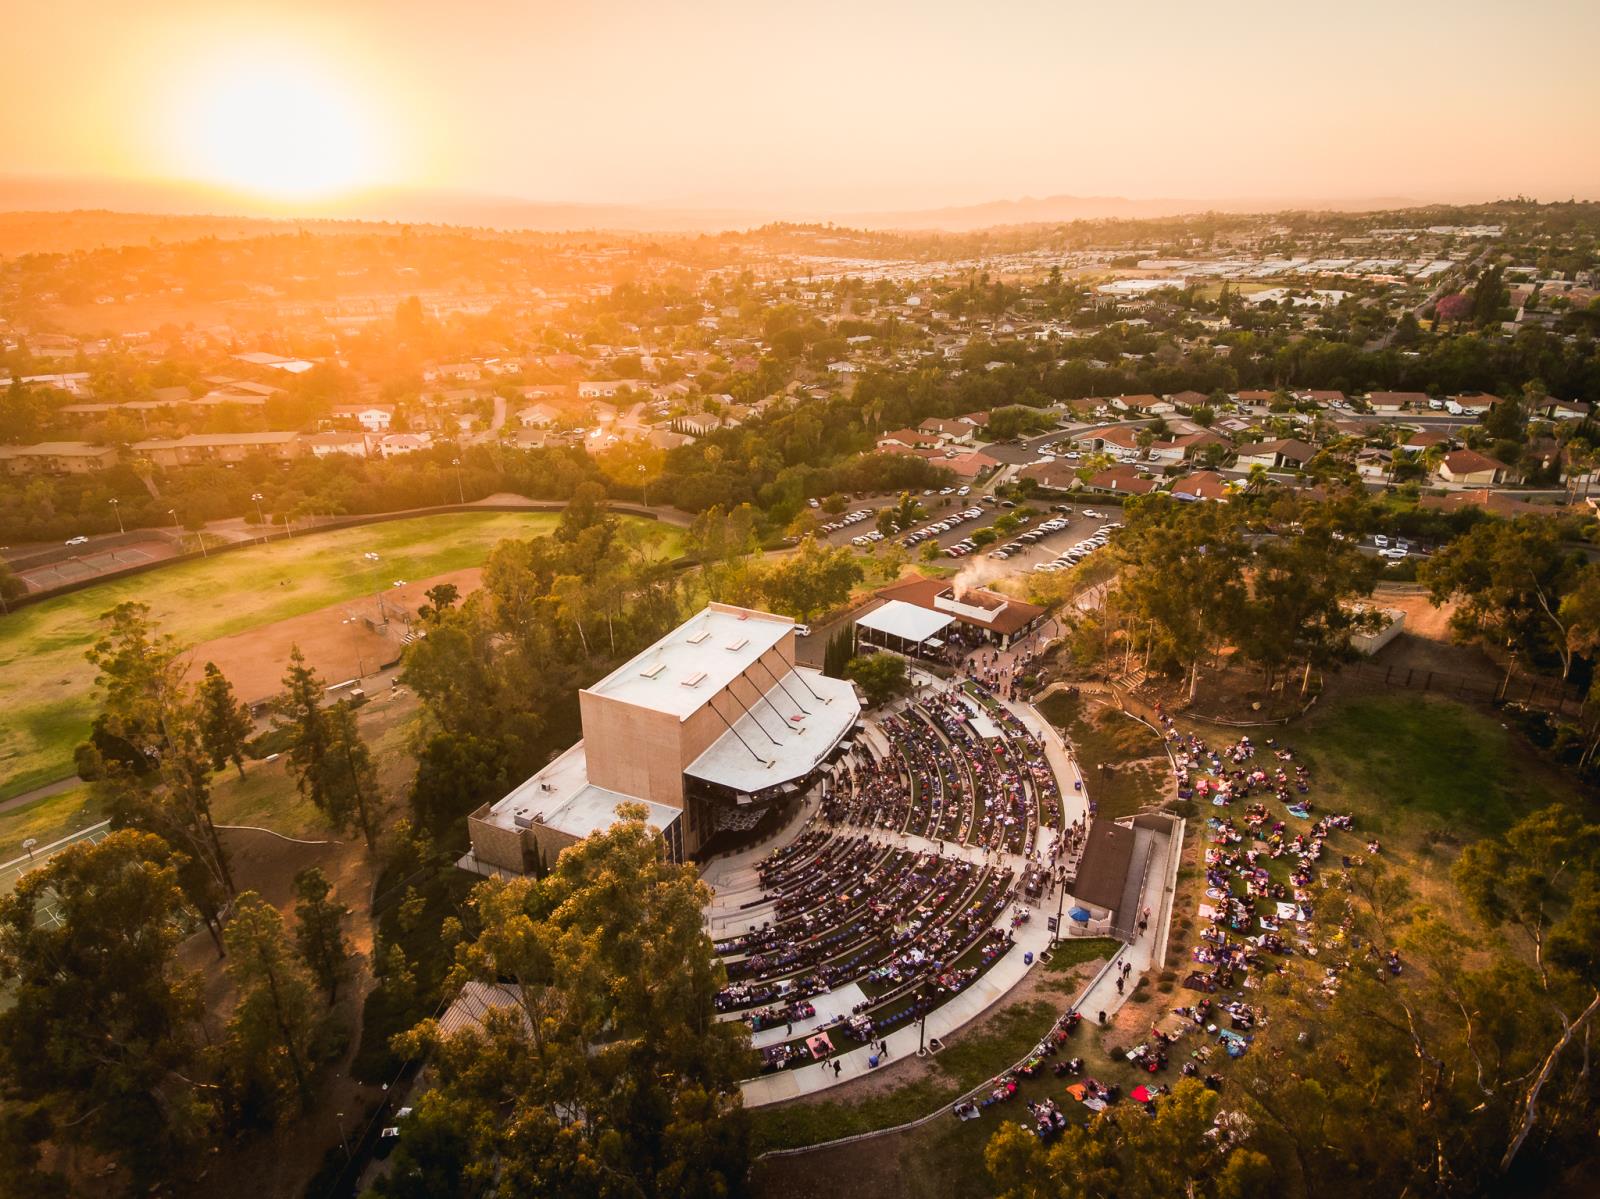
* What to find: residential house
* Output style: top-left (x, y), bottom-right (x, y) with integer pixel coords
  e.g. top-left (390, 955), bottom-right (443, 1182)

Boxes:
top-left (1541, 399), bottom-right (1592, 422)
top-left (877, 428), bottom-right (944, 453)
top-left (933, 449), bottom-right (999, 480)
top-left (1086, 464), bottom-right (1158, 495)
top-left (677, 414), bottom-right (721, 437)
top-left (1165, 390), bottom-right (1210, 410)
top-left (1367, 391), bottom-right (1427, 414)
top-left (303, 432), bottom-right (369, 459)
top-left (1448, 392), bottom-right (1500, 416)
top-left (1168, 470), bottom-right (1231, 501)
top-left (1144, 440), bottom-right (1188, 467)
top-left (1018, 460), bottom-right (1079, 492)
top-left (330, 402), bottom-right (395, 432)
top-left (425, 362), bottom-right (484, 384)
top-left (1091, 426), bottom-right (1145, 461)
top-left (1354, 448), bottom-right (1393, 482)
top-left (377, 433), bottom-right (431, 458)
top-left (1157, 430), bottom-right (1230, 463)
top-left (918, 417), bottom-right (975, 446)
top-left (1437, 449), bottom-right (1509, 486)
top-left (649, 429), bottom-right (695, 451)
top-left (1402, 429), bottom-right (1451, 452)
top-left (233, 351), bottom-right (313, 374)
top-left (1420, 490), bottom-right (1555, 518)
top-left (1234, 438), bottom-right (1314, 470)
top-left (517, 403), bottom-right (559, 428)
top-left (577, 380), bottom-right (641, 399)
top-left (1296, 389), bottom-right (1347, 408)
top-left (1111, 394), bottom-right (1174, 416)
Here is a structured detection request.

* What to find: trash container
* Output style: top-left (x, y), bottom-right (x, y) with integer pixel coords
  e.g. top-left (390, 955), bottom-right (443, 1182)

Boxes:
top-left (1023, 951), bottom-right (1034, 966)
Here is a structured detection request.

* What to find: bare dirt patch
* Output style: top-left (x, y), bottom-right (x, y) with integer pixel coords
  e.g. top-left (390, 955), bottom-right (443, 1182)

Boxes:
top-left (187, 566), bottom-right (484, 703)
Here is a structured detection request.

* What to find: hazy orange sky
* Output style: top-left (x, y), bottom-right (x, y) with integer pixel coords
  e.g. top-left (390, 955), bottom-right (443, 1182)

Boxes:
top-left (6, 0), bottom-right (1599, 215)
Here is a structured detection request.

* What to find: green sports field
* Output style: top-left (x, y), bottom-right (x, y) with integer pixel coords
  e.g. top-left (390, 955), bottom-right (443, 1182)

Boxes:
top-left (0, 511), bottom-right (679, 801)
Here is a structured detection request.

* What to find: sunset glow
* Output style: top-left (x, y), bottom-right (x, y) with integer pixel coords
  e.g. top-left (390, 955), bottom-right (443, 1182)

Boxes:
top-left (170, 59), bottom-right (380, 198)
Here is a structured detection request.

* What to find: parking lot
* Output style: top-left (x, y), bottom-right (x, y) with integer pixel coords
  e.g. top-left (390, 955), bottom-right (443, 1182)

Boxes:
top-left (813, 486), bottom-right (981, 547)
top-left (983, 510), bottom-right (1120, 575)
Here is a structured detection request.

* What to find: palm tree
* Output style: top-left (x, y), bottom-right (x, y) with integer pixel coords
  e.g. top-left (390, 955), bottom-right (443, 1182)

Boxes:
top-left (1245, 463), bottom-right (1272, 495)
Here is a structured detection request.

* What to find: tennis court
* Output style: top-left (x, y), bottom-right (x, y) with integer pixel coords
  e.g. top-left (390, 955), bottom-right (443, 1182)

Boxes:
top-left (0, 820), bottom-right (112, 906)
top-left (19, 541), bottom-right (173, 591)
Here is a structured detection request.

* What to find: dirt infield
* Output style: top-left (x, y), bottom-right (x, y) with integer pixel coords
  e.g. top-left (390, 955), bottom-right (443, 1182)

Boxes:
top-left (18, 539), bottom-right (178, 591)
top-left (186, 566), bottom-right (485, 703)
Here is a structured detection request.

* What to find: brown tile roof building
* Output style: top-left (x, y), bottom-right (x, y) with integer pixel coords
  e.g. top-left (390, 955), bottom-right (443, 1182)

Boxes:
top-left (875, 577), bottom-right (1046, 641)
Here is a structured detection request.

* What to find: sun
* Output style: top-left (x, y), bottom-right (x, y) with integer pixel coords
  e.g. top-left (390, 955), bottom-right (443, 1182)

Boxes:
top-left (175, 59), bottom-right (381, 199)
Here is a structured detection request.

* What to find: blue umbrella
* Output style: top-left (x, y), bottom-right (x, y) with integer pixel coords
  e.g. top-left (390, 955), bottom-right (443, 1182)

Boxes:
top-left (1068, 907), bottom-right (1091, 923)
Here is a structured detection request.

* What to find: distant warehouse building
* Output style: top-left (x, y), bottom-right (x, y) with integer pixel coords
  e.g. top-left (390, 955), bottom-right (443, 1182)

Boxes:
top-left (132, 431), bottom-right (303, 467)
top-left (0, 441), bottom-right (118, 476)
top-left (463, 604), bottom-right (861, 874)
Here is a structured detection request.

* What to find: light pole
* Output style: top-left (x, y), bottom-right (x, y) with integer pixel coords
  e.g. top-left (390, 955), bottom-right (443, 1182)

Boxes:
top-left (251, 492), bottom-right (266, 537)
top-left (172, 509), bottom-right (210, 558)
top-left (108, 498), bottom-right (124, 535)
top-left (638, 463), bottom-right (648, 507)
top-left (451, 458), bottom-right (464, 504)
top-left (367, 552), bottom-right (387, 626)
top-left (1052, 869), bottom-right (1068, 947)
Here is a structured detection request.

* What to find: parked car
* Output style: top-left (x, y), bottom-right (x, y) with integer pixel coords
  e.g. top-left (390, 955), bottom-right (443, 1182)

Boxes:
top-left (794, 624), bottom-right (812, 637)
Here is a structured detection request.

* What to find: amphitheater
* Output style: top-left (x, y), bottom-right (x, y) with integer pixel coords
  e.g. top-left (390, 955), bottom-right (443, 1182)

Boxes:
top-left (703, 670), bottom-right (1164, 1105)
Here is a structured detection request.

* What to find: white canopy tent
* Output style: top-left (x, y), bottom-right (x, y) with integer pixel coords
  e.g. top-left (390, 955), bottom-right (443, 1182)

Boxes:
top-left (855, 600), bottom-right (956, 655)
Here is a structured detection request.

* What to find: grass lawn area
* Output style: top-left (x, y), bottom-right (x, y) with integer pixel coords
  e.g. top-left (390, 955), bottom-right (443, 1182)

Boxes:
top-left (1042, 937), bottom-right (1118, 973)
top-left (0, 785), bottom-right (106, 866)
top-left (1035, 691), bottom-right (1168, 818)
top-left (1285, 692), bottom-right (1575, 838)
top-left (749, 942), bottom-right (1118, 1155)
top-left (0, 512), bottom-right (675, 801)
top-left (208, 759), bottom-right (327, 840)
top-left (750, 1000), bottom-right (1059, 1154)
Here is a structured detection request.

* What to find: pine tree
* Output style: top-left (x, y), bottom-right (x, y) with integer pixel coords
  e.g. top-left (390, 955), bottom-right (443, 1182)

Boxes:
top-left (276, 646), bottom-right (334, 813)
top-left (292, 867), bottom-right (350, 1003)
top-left (0, 831), bottom-right (212, 1189)
top-left (223, 892), bottom-right (323, 1118)
top-left (198, 661), bottom-right (253, 779)
top-left (324, 699), bottom-right (383, 854)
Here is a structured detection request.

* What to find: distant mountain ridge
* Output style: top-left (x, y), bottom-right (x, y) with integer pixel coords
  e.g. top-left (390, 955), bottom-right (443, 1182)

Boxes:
top-left (0, 173), bottom-right (1437, 246)
top-left (833, 192), bottom-right (1423, 231)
